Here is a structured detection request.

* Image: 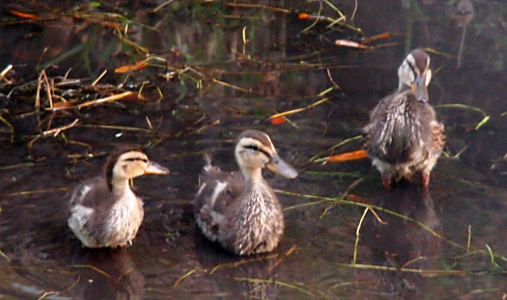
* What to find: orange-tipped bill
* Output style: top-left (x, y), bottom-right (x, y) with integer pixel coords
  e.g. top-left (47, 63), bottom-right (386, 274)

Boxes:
top-left (145, 161), bottom-right (170, 175)
top-left (266, 154), bottom-right (298, 179)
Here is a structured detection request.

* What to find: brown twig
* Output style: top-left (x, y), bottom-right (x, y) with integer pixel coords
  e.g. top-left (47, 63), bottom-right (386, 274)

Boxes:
top-left (42, 119), bottom-right (80, 137)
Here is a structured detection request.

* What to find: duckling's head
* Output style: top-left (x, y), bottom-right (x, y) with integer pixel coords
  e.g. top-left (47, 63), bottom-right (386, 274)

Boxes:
top-left (397, 48), bottom-right (432, 103)
top-left (106, 146), bottom-right (170, 189)
top-left (234, 130), bottom-right (298, 179)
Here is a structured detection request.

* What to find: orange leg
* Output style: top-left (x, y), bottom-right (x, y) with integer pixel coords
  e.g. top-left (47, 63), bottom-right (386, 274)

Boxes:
top-left (381, 174), bottom-right (392, 190)
top-left (421, 172), bottom-right (430, 188)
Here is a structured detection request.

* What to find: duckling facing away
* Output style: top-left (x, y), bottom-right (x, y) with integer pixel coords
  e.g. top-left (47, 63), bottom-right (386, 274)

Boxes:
top-left (362, 49), bottom-right (446, 189)
top-left (68, 146), bottom-right (169, 248)
top-left (194, 130), bottom-right (298, 255)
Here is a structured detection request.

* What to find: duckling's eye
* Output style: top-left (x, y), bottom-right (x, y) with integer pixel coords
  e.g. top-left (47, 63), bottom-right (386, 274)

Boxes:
top-left (244, 144), bottom-right (259, 151)
top-left (126, 157), bottom-right (147, 162)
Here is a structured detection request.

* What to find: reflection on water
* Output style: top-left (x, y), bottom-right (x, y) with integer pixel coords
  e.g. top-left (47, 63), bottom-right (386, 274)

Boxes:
top-left (0, 0), bottom-right (507, 299)
top-left (194, 232), bottom-right (281, 299)
top-left (361, 185), bottom-right (441, 299)
top-left (70, 247), bottom-right (145, 300)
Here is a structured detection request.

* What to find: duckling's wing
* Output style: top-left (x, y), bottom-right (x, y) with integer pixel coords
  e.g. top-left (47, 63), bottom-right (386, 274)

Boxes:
top-left (363, 93), bottom-right (421, 164)
top-left (70, 177), bottom-right (114, 209)
top-left (69, 177), bottom-right (118, 247)
top-left (430, 120), bottom-right (446, 155)
top-left (195, 168), bottom-right (243, 241)
top-left (195, 170), bottom-right (243, 214)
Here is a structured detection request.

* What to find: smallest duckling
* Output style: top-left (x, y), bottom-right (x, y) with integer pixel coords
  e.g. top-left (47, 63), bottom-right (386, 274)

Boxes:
top-left (68, 146), bottom-right (169, 248)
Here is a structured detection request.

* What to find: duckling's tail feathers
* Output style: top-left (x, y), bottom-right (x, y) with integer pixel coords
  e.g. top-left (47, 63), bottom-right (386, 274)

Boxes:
top-left (202, 152), bottom-right (221, 173)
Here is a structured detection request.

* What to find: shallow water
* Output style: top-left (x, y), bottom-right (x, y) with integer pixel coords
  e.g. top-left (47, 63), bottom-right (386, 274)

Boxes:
top-left (1, 0), bottom-right (507, 299)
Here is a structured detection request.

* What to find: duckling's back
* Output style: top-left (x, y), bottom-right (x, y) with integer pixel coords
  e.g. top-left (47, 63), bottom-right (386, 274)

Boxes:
top-left (363, 91), bottom-right (436, 164)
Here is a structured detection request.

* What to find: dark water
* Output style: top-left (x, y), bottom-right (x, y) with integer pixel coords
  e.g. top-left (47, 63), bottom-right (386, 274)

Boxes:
top-left (1, 0), bottom-right (507, 299)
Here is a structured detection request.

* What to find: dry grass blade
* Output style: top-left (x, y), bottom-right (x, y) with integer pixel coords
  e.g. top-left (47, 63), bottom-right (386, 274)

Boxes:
top-left (79, 124), bottom-right (165, 136)
top-left (0, 114), bottom-right (14, 143)
top-left (277, 189), bottom-right (479, 254)
top-left (0, 162), bottom-right (37, 171)
top-left (173, 269), bottom-right (198, 289)
top-left (0, 249), bottom-right (10, 262)
top-left (353, 208), bottom-right (369, 265)
top-left (49, 91), bottom-right (139, 111)
top-left (209, 254), bottom-right (279, 275)
top-left (92, 69), bottom-right (107, 85)
top-left (113, 28), bottom-right (149, 54)
top-left (37, 274), bottom-right (81, 300)
top-left (212, 78), bottom-right (251, 93)
top-left (336, 263), bottom-right (472, 276)
top-left (234, 278), bottom-right (323, 298)
top-left (436, 103), bottom-right (490, 130)
top-left (0, 64), bottom-right (13, 80)
top-left (1, 188), bottom-right (70, 197)
top-left (42, 119), bottom-right (79, 137)
top-left (173, 247), bottom-right (297, 289)
top-left (269, 98), bottom-right (329, 119)
top-left (225, 3), bottom-right (291, 14)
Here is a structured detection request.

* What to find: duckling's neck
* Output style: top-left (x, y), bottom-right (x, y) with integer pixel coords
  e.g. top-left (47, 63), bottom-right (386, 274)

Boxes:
top-left (110, 177), bottom-right (133, 198)
top-left (240, 167), bottom-right (272, 202)
top-left (397, 82), bottom-right (409, 92)
top-left (240, 167), bottom-right (264, 186)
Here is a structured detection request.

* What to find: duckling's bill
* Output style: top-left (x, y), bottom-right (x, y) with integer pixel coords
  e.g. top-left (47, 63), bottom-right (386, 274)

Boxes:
top-left (266, 154), bottom-right (298, 179)
top-left (412, 75), bottom-right (429, 103)
top-left (144, 161), bottom-right (170, 175)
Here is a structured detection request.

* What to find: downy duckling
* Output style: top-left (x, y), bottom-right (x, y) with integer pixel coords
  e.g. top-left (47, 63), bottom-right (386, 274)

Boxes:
top-left (194, 130), bottom-right (298, 255)
top-left (68, 146), bottom-right (169, 248)
top-left (362, 48), bottom-right (446, 189)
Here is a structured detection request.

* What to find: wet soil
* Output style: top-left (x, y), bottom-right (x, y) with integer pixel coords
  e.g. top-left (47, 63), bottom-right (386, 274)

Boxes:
top-left (1, 0), bottom-right (507, 299)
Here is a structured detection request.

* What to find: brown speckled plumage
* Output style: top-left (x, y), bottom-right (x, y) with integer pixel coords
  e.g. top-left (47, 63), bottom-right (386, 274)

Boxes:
top-left (194, 130), bottom-right (298, 255)
top-left (68, 146), bottom-right (169, 248)
top-left (362, 49), bottom-right (446, 189)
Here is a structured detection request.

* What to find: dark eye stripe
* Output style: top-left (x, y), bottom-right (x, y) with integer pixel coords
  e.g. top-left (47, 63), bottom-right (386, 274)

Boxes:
top-left (244, 144), bottom-right (259, 151)
top-left (407, 61), bottom-right (417, 78)
top-left (125, 157), bottom-right (147, 162)
top-left (244, 144), bottom-right (271, 158)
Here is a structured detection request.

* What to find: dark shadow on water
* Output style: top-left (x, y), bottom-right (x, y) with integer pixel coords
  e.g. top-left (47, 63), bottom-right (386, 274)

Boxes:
top-left (70, 247), bottom-right (145, 300)
top-left (360, 185), bottom-right (442, 299)
top-left (193, 230), bottom-right (281, 300)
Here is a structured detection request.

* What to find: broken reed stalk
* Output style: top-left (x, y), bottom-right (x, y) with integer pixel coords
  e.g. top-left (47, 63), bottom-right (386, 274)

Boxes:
top-left (0, 64), bottom-right (13, 80)
top-left (352, 208), bottom-right (369, 265)
top-left (42, 118), bottom-right (79, 137)
top-left (41, 70), bottom-right (54, 109)
top-left (48, 91), bottom-right (137, 111)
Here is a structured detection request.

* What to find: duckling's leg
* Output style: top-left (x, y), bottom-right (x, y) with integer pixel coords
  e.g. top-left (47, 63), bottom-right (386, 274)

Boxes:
top-left (421, 172), bottom-right (430, 188)
top-left (381, 173), bottom-right (392, 190)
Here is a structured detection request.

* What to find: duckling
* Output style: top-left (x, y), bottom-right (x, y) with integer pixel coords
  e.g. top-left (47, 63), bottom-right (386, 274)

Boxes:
top-left (194, 130), bottom-right (298, 255)
top-left (362, 49), bottom-right (446, 189)
top-left (68, 146), bottom-right (169, 248)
